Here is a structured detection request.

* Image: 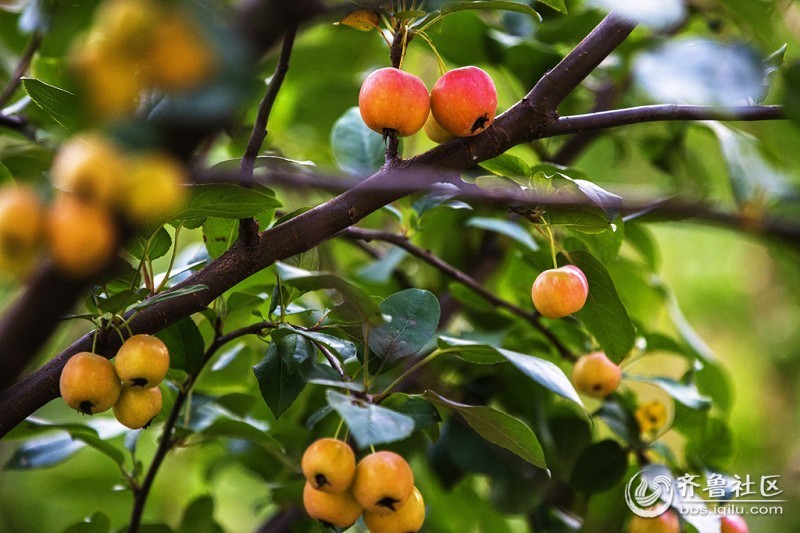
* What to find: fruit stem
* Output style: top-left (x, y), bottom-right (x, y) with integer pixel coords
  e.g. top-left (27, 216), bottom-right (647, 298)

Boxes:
top-left (375, 348), bottom-right (447, 400)
top-left (154, 224), bottom-right (182, 294)
top-left (416, 31), bottom-right (447, 76)
top-left (545, 223), bottom-right (558, 269)
top-left (91, 322), bottom-right (100, 353)
top-left (333, 416), bottom-right (345, 440)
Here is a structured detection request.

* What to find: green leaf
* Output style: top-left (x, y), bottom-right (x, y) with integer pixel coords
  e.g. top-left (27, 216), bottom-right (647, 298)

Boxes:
top-left (479, 153), bottom-right (532, 179)
top-left (380, 393), bottom-right (442, 432)
top-left (496, 347), bottom-right (585, 409)
top-left (684, 417), bottom-right (734, 471)
top-left (422, 392), bottom-right (547, 469)
top-left (4, 432), bottom-right (86, 469)
top-left (252, 334), bottom-right (313, 418)
top-left (570, 440), bottom-right (629, 493)
top-left (326, 390), bottom-right (415, 449)
top-left (466, 217), bottom-right (539, 252)
top-left (156, 318), bottom-right (205, 374)
top-left (198, 419), bottom-right (283, 450)
top-left (571, 251), bottom-right (636, 361)
top-left (171, 184), bottom-right (281, 228)
top-left (536, 0), bottom-right (567, 14)
top-left (369, 289), bottom-right (440, 364)
top-left (178, 496), bottom-right (224, 533)
top-left (211, 155), bottom-right (316, 172)
top-left (62, 512), bottom-right (112, 533)
top-left (0, 163), bottom-right (13, 184)
top-left (127, 227), bottom-right (173, 261)
top-left (21, 77), bottom-right (80, 131)
top-left (331, 106), bottom-right (385, 176)
top-left (437, 336), bottom-right (506, 364)
top-left (547, 207), bottom-right (611, 234)
top-left (134, 285), bottom-right (209, 312)
top-left (275, 326), bottom-right (357, 361)
top-left (440, 1), bottom-right (542, 22)
top-left (68, 429), bottom-right (125, 467)
top-left (275, 262), bottom-right (382, 325)
top-left (625, 375), bottom-right (712, 410)
top-left (706, 122), bottom-right (789, 208)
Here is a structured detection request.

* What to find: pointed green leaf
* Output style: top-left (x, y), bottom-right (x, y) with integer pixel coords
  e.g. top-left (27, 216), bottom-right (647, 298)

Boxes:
top-left (21, 78), bottom-right (80, 131)
top-left (571, 251), bottom-right (636, 361)
top-left (326, 390), bottom-right (415, 448)
top-left (423, 392), bottom-right (546, 469)
top-left (440, 1), bottom-right (542, 22)
top-left (155, 317), bottom-right (205, 374)
top-left (253, 334), bottom-right (313, 418)
top-left (625, 375), bottom-right (712, 410)
top-left (466, 217), bottom-right (539, 252)
top-left (369, 289), bottom-right (440, 364)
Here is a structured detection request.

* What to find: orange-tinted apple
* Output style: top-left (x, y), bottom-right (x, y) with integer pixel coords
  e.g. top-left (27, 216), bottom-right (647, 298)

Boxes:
top-left (572, 351), bottom-right (622, 399)
top-left (531, 265), bottom-right (589, 319)
top-left (430, 66), bottom-right (497, 137)
top-left (628, 510), bottom-right (681, 533)
top-left (359, 67), bottom-right (430, 137)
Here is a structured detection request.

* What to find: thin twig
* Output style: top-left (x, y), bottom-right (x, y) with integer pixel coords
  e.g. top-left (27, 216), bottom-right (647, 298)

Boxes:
top-left (341, 227), bottom-right (576, 360)
top-left (0, 31), bottom-right (43, 109)
top-left (238, 22), bottom-right (298, 245)
top-left (128, 319), bottom-right (279, 532)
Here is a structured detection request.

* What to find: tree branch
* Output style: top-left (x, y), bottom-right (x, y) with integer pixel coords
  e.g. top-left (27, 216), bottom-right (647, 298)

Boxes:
top-left (341, 227), bottom-right (575, 360)
top-left (238, 22), bottom-right (298, 246)
top-left (0, 12), bottom-right (776, 438)
top-left (0, 31), bottom-right (43, 109)
top-left (540, 104), bottom-right (785, 138)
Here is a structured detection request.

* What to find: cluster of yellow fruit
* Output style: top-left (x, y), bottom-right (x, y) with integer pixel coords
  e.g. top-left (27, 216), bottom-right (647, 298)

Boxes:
top-left (0, 132), bottom-right (187, 280)
top-left (59, 334), bottom-right (169, 429)
top-left (71, 0), bottom-right (217, 120)
top-left (301, 438), bottom-right (426, 532)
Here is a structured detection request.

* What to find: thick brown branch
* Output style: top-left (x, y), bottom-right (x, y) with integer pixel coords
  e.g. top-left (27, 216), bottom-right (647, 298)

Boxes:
top-left (0, 13), bottom-right (774, 438)
top-left (341, 227), bottom-right (575, 360)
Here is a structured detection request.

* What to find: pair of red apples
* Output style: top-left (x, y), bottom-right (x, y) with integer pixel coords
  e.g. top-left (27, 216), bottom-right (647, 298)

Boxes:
top-left (358, 66), bottom-right (497, 139)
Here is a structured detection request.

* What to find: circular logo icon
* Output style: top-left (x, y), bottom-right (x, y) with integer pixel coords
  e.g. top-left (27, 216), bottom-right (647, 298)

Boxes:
top-left (625, 470), bottom-right (674, 518)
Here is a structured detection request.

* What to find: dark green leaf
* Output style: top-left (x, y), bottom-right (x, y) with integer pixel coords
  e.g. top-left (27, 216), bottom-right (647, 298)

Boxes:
top-left (127, 227), bottom-right (173, 261)
top-left (479, 153), bottom-right (532, 179)
top-left (21, 77), bottom-right (80, 131)
top-left (423, 392), bottom-right (546, 469)
top-left (381, 393), bottom-right (442, 432)
top-left (440, 1), bottom-right (542, 22)
top-left (496, 347), bottom-right (585, 409)
top-left (547, 207), bottom-right (611, 234)
top-left (437, 336), bottom-right (506, 364)
top-left (252, 334), bottom-right (313, 418)
top-left (369, 289), bottom-right (440, 364)
top-left (156, 318), bottom-right (205, 374)
top-left (571, 251), bottom-right (636, 361)
top-left (133, 285), bottom-right (209, 312)
top-left (62, 512), bottom-right (112, 533)
top-left (4, 432), bottom-right (86, 469)
top-left (198, 419), bottom-right (282, 450)
top-left (171, 184), bottom-right (280, 227)
top-left (331, 106), bottom-right (385, 176)
top-left (326, 390), bottom-right (415, 449)
top-left (178, 496), bottom-right (224, 533)
top-left (685, 417), bottom-right (734, 470)
top-left (211, 155), bottom-right (316, 172)
top-left (536, 0), bottom-right (567, 14)
top-left (570, 440), bottom-right (629, 493)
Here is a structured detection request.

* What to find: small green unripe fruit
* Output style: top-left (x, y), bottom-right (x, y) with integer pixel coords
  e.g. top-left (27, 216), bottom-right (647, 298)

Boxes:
top-left (363, 486), bottom-right (425, 533)
top-left (301, 438), bottom-right (357, 493)
top-left (720, 514), bottom-right (749, 533)
top-left (531, 265), bottom-right (589, 319)
top-left (359, 67), bottom-right (430, 137)
top-left (353, 451), bottom-right (414, 515)
top-left (423, 112), bottom-right (454, 144)
top-left (115, 334), bottom-right (170, 388)
top-left (572, 351), bottom-right (622, 399)
top-left (430, 66), bottom-right (497, 137)
top-left (60, 352), bottom-right (121, 415)
top-left (113, 385), bottom-right (162, 429)
top-left (628, 510), bottom-right (681, 533)
top-left (302, 481), bottom-right (362, 529)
